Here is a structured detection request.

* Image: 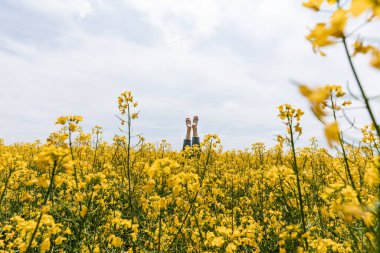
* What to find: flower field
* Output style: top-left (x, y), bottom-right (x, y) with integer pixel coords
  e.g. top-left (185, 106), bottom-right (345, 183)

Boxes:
top-left (0, 89), bottom-right (379, 252)
top-left (1, 0), bottom-right (380, 252)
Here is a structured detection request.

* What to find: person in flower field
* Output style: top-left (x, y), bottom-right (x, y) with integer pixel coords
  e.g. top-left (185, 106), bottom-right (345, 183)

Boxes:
top-left (183, 116), bottom-right (200, 150)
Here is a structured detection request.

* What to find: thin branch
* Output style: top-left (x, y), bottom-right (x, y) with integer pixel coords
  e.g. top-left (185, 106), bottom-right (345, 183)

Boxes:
top-left (369, 94), bottom-right (380, 101)
top-left (346, 82), bottom-right (360, 101)
top-left (342, 36), bottom-right (380, 138)
top-left (342, 109), bottom-right (361, 130)
top-left (346, 19), bottom-right (372, 38)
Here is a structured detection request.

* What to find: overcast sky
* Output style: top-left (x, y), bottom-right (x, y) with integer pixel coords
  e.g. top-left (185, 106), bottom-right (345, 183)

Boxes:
top-left (0, 0), bottom-right (379, 150)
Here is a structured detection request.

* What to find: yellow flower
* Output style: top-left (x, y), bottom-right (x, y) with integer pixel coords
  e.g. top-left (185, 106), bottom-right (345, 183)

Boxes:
top-left (75, 192), bottom-right (84, 202)
top-left (363, 212), bottom-right (375, 227)
top-left (37, 177), bottom-right (50, 189)
top-left (329, 8), bottom-right (347, 37)
top-left (40, 238), bottom-right (51, 253)
top-left (353, 40), bottom-right (372, 56)
top-left (324, 122), bottom-right (340, 147)
top-left (226, 243), bottom-right (237, 252)
top-left (80, 206), bottom-right (88, 218)
top-left (370, 48), bottom-right (380, 69)
top-left (64, 227), bottom-right (72, 235)
top-left (131, 113), bottom-right (139, 119)
top-left (144, 179), bottom-right (155, 194)
top-left (342, 100), bottom-right (352, 106)
top-left (18, 242), bottom-right (27, 253)
top-left (107, 235), bottom-right (123, 247)
top-left (55, 117), bottom-right (67, 125)
top-left (299, 85), bottom-right (330, 119)
top-left (306, 23), bottom-right (335, 55)
top-left (303, 0), bottom-right (324, 11)
top-left (69, 123), bottom-right (77, 132)
top-left (20, 192), bottom-right (33, 202)
top-left (2, 225), bottom-right (12, 231)
top-left (41, 214), bottom-right (55, 226)
top-left (55, 236), bottom-right (66, 245)
top-left (341, 186), bottom-right (357, 201)
top-left (364, 164), bottom-right (380, 187)
top-left (350, 0), bottom-right (374, 16)
top-left (211, 236), bottom-right (224, 247)
top-left (295, 123), bottom-right (302, 134)
top-left (41, 205), bottom-right (50, 214)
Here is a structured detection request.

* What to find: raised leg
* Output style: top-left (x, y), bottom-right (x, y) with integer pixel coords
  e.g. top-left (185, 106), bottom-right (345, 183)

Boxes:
top-left (192, 116), bottom-right (200, 146)
top-left (183, 117), bottom-right (192, 150)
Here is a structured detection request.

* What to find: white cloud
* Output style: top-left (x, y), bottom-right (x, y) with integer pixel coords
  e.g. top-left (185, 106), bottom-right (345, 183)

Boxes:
top-left (11, 0), bottom-right (94, 19)
top-left (0, 0), bottom-right (378, 150)
top-left (126, 0), bottom-right (222, 49)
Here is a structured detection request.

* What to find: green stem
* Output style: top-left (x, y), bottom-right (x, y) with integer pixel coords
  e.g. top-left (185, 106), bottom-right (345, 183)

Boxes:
top-left (231, 177), bottom-right (234, 232)
top-left (157, 208), bottom-right (163, 252)
top-left (342, 37), bottom-right (380, 252)
top-left (26, 160), bottom-right (57, 253)
top-left (92, 132), bottom-right (99, 171)
top-left (289, 119), bottom-right (308, 249)
top-left (68, 130), bottom-right (79, 189)
top-left (342, 37), bottom-right (380, 140)
top-left (0, 168), bottom-right (13, 210)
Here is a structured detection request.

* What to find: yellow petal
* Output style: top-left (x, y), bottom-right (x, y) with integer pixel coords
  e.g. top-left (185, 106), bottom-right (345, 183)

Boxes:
top-left (324, 122), bottom-right (340, 147)
top-left (329, 8), bottom-right (347, 37)
top-left (303, 0), bottom-right (324, 11)
top-left (350, 0), bottom-right (373, 16)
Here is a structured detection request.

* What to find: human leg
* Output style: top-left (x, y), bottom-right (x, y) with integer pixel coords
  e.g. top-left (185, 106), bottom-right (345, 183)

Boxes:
top-left (191, 116), bottom-right (200, 146)
top-left (183, 117), bottom-right (192, 150)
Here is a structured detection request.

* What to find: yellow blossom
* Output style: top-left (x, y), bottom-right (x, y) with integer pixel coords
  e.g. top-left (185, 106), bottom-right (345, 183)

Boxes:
top-left (211, 236), bottom-right (225, 247)
top-left (350, 0), bottom-right (374, 16)
top-left (55, 236), bottom-right (66, 245)
top-left (329, 8), bottom-right (347, 37)
top-left (364, 164), bottom-right (380, 187)
top-left (303, 0), bottom-right (324, 11)
top-left (40, 238), bottom-right (51, 253)
top-left (324, 122), bottom-right (340, 147)
top-left (370, 48), bottom-right (380, 69)
top-left (80, 206), bottom-right (88, 218)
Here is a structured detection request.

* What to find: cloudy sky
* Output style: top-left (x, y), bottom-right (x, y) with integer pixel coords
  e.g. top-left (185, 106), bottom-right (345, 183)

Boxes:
top-left (0, 0), bottom-right (378, 150)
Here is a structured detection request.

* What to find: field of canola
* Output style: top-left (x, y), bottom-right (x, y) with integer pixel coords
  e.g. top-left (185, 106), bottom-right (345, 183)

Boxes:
top-left (0, 90), bottom-right (379, 252)
top-left (1, 0), bottom-right (380, 252)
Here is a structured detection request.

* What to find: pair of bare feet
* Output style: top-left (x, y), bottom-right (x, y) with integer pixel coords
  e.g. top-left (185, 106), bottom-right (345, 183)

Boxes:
top-left (185, 116), bottom-right (199, 140)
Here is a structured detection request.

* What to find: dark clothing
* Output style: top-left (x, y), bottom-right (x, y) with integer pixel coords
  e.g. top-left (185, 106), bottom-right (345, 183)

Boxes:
top-left (183, 137), bottom-right (200, 150)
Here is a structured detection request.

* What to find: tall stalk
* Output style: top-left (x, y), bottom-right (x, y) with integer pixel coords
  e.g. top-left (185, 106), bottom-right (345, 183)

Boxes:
top-left (68, 129), bottom-right (79, 189)
top-left (341, 35), bottom-right (380, 252)
top-left (342, 37), bottom-right (380, 139)
top-left (288, 118), bottom-right (308, 250)
top-left (0, 167), bottom-right (14, 211)
top-left (26, 160), bottom-right (57, 253)
top-left (127, 106), bottom-right (133, 222)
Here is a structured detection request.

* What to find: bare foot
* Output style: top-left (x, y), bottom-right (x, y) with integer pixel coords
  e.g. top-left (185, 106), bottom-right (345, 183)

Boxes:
top-left (192, 116), bottom-right (199, 137)
top-left (186, 117), bottom-right (192, 130)
top-left (192, 116), bottom-right (198, 129)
